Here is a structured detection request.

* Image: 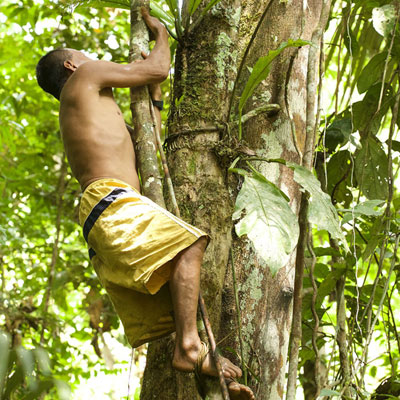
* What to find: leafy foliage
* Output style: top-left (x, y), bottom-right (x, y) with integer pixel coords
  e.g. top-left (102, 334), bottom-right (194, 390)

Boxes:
top-left (232, 169), bottom-right (299, 275)
top-left (1, 0), bottom-right (400, 398)
top-left (238, 39), bottom-right (310, 139)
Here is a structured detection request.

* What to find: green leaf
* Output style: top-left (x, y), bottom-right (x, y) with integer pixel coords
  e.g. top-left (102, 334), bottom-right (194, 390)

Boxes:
top-left (355, 137), bottom-right (389, 200)
top-left (340, 199), bottom-right (385, 225)
top-left (362, 217), bottom-right (385, 261)
top-left (188, 0), bottom-right (202, 15)
top-left (164, 0), bottom-right (179, 19)
top-left (203, 0), bottom-right (224, 14)
top-left (352, 83), bottom-right (393, 136)
top-left (317, 264), bottom-right (346, 300)
top-left (288, 162), bottom-right (350, 252)
top-left (150, 0), bottom-right (176, 29)
top-left (239, 39), bottom-right (310, 114)
top-left (16, 347), bottom-right (37, 391)
top-left (372, 4), bottom-right (396, 37)
top-left (76, 0), bottom-right (130, 10)
top-left (233, 174), bottom-right (299, 275)
top-left (54, 379), bottom-right (71, 400)
top-left (134, 386), bottom-right (141, 400)
top-left (319, 388), bottom-right (341, 397)
top-left (33, 348), bottom-right (52, 377)
top-left (357, 52), bottom-right (388, 94)
top-left (326, 150), bottom-right (353, 207)
top-left (313, 247), bottom-right (341, 257)
top-left (389, 139), bottom-right (400, 152)
top-left (343, 29), bottom-right (360, 56)
top-left (324, 117), bottom-right (352, 151)
top-left (0, 332), bottom-right (11, 395)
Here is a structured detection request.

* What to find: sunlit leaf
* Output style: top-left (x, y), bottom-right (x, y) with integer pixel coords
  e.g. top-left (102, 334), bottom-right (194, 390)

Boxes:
top-left (340, 199), bottom-right (385, 225)
top-left (288, 162), bottom-right (350, 252)
top-left (33, 348), bottom-right (52, 377)
top-left (76, 0), bottom-right (130, 10)
top-left (16, 346), bottom-right (37, 391)
top-left (232, 171), bottom-right (299, 275)
top-left (355, 136), bottom-right (389, 200)
top-left (372, 4), bottom-right (396, 37)
top-left (319, 388), bottom-right (341, 397)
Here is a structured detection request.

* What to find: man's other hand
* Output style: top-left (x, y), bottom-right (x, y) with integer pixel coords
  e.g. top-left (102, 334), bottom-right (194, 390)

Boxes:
top-left (141, 7), bottom-right (168, 39)
top-left (141, 51), bottom-right (163, 99)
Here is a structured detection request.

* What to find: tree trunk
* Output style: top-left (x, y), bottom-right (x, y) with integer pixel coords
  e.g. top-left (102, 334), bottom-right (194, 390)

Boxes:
top-left (141, 1), bottom-right (325, 399)
top-left (129, 0), bottom-right (165, 206)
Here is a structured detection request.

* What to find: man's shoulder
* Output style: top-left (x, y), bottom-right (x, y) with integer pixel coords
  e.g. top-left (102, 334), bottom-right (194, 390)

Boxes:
top-left (61, 61), bottom-right (104, 100)
top-left (74, 60), bottom-right (102, 80)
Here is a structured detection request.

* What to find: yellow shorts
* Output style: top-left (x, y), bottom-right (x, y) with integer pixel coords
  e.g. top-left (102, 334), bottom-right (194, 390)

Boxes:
top-left (79, 178), bottom-right (208, 347)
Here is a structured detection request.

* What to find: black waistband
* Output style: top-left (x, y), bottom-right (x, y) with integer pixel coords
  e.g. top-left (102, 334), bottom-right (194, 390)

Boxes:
top-left (82, 187), bottom-right (128, 243)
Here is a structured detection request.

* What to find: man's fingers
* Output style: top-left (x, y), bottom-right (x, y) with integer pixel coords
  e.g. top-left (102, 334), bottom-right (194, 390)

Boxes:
top-left (140, 6), bottom-right (149, 17)
top-left (141, 51), bottom-right (148, 59)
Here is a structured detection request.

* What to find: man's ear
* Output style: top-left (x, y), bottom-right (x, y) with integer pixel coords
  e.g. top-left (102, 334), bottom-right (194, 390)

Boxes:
top-left (64, 60), bottom-right (77, 72)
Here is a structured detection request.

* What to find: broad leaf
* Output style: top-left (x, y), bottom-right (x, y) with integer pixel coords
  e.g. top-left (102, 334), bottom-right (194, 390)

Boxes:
top-left (288, 163), bottom-right (350, 252)
top-left (362, 217), bottom-right (385, 261)
top-left (343, 28), bottom-right (360, 56)
top-left (76, 0), bottom-right (130, 10)
top-left (233, 173), bottom-right (299, 275)
top-left (33, 348), bottom-right (52, 377)
top-left (16, 347), bottom-right (37, 391)
top-left (319, 388), bottom-right (341, 397)
top-left (357, 52), bottom-right (388, 94)
top-left (340, 199), bottom-right (385, 225)
top-left (355, 136), bottom-right (389, 200)
top-left (188, 0), bottom-right (203, 15)
top-left (390, 139), bottom-right (400, 152)
top-left (165, 0), bottom-right (179, 18)
top-left (239, 39), bottom-right (310, 114)
top-left (352, 83), bottom-right (393, 136)
top-left (324, 117), bottom-right (352, 151)
top-left (372, 4), bottom-right (396, 37)
top-left (326, 150), bottom-right (353, 207)
top-left (150, 1), bottom-right (176, 27)
top-left (0, 332), bottom-right (10, 395)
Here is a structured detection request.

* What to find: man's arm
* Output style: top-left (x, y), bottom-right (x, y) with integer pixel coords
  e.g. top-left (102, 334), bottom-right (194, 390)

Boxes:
top-left (76, 9), bottom-right (170, 89)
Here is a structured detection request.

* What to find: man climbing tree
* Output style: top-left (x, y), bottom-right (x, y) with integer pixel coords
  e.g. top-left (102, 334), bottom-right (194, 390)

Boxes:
top-left (35, 7), bottom-right (254, 400)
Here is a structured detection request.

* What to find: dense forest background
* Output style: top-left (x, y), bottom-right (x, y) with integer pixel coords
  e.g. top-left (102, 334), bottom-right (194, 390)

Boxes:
top-left (1, 0), bottom-right (400, 399)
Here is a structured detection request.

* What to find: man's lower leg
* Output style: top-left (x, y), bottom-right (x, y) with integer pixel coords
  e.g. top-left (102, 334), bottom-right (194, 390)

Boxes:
top-left (169, 237), bottom-right (241, 379)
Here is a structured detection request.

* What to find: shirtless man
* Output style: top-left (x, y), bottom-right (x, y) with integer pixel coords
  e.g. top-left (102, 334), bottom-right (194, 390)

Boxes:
top-left (36, 8), bottom-right (254, 400)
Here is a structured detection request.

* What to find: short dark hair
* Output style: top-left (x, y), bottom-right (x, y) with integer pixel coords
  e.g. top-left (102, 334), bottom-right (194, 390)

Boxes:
top-left (36, 48), bottom-right (72, 100)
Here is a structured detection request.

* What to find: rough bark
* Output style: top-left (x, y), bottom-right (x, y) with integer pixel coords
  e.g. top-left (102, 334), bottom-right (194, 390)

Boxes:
top-left (129, 0), bottom-right (165, 206)
top-left (220, 2), bottom-right (324, 399)
top-left (141, 1), bottom-right (324, 399)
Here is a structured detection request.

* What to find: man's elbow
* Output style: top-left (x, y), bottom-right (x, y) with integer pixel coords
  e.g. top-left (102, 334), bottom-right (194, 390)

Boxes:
top-left (154, 66), bottom-right (169, 82)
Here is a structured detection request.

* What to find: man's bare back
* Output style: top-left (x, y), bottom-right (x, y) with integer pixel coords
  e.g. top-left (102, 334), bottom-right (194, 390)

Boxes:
top-left (56, 11), bottom-right (170, 192)
top-left (59, 70), bottom-right (140, 191)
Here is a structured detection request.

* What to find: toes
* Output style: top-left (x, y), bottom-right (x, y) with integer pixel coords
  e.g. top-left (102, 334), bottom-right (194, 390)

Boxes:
top-left (227, 380), bottom-right (241, 394)
top-left (224, 364), bottom-right (240, 379)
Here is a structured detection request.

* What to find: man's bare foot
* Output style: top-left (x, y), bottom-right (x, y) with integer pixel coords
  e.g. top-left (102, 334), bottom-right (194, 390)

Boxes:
top-left (172, 340), bottom-right (242, 379)
top-left (227, 379), bottom-right (256, 400)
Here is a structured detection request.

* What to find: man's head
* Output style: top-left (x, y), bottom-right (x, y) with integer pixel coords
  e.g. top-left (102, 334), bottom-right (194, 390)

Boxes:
top-left (36, 48), bottom-right (91, 100)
